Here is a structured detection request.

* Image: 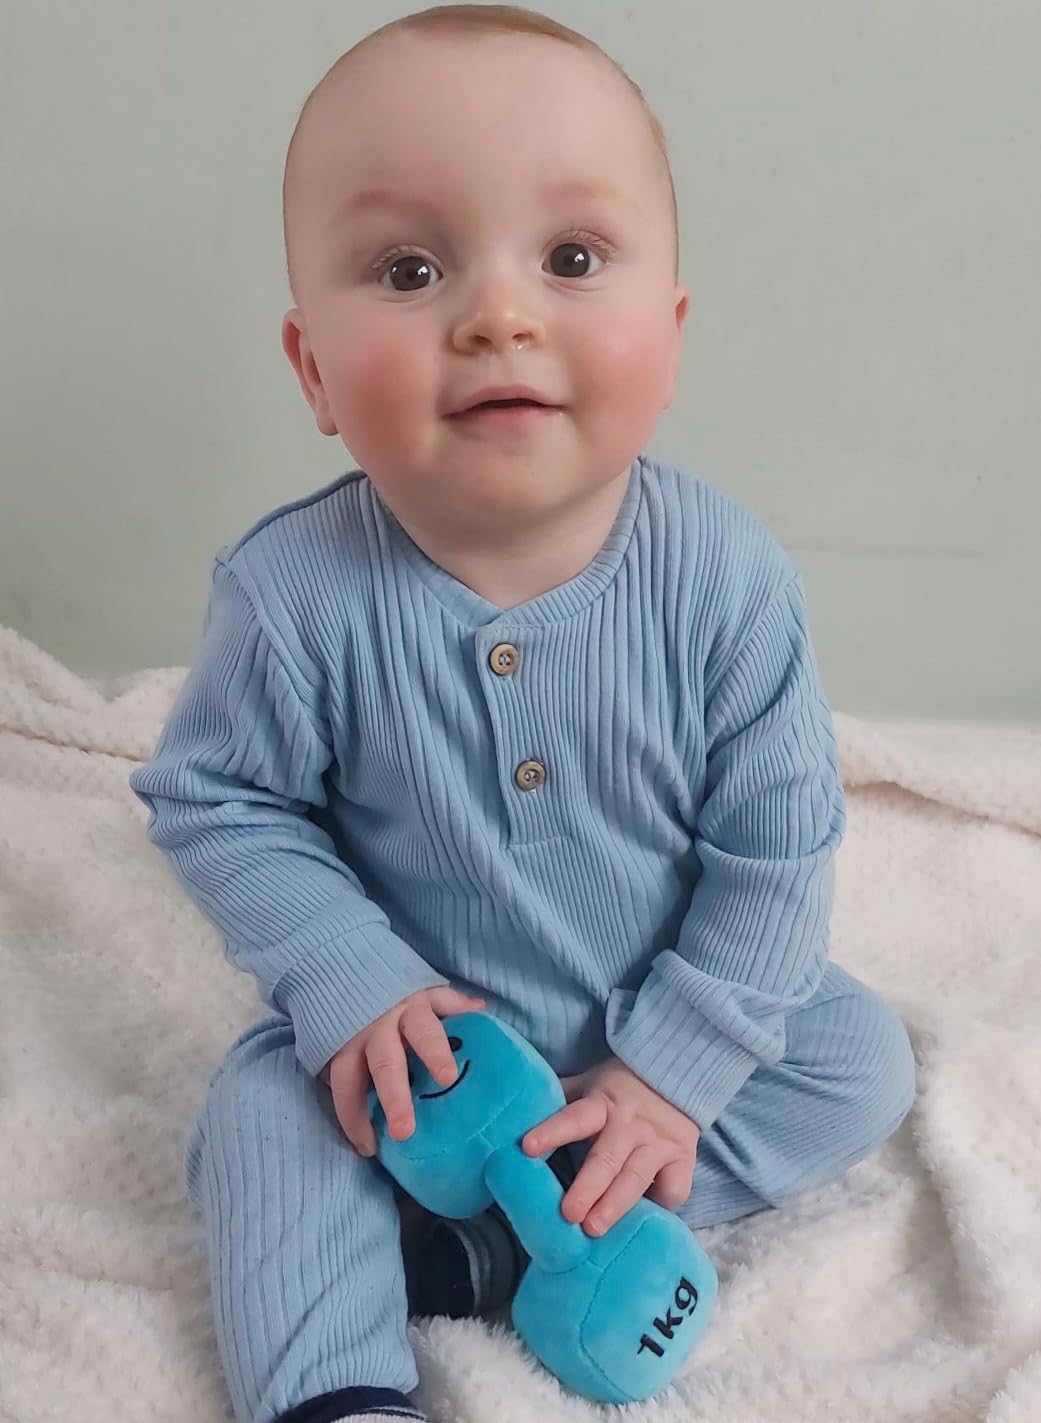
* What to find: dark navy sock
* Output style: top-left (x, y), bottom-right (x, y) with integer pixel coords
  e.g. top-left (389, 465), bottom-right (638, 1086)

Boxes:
top-left (404, 1202), bottom-right (525, 1319)
top-left (275, 1385), bottom-right (425, 1421)
top-left (402, 1146), bottom-right (575, 1320)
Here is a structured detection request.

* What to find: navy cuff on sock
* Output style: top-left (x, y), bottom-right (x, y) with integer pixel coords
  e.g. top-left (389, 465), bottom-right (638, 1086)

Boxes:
top-left (275, 1385), bottom-right (423, 1422)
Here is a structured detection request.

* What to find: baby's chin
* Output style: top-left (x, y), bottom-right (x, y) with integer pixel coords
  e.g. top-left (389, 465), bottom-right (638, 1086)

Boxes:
top-left (431, 463), bottom-right (617, 522)
top-left (360, 428), bottom-right (634, 527)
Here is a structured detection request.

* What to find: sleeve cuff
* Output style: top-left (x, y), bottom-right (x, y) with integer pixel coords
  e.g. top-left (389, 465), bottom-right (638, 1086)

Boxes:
top-left (604, 951), bottom-right (787, 1130)
top-left (273, 921), bottom-right (450, 1077)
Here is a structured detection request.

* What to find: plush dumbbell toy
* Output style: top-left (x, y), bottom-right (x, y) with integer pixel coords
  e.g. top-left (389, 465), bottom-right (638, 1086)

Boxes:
top-left (371, 1011), bottom-right (717, 1404)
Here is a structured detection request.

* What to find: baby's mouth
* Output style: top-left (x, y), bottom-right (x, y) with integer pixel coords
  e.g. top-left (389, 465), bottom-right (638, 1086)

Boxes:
top-left (418, 1058), bottom-right (471, 1099)
top-left (465, 397), bottom-right (546, 411)
top-left (447, 400), bottom-right (563, 425)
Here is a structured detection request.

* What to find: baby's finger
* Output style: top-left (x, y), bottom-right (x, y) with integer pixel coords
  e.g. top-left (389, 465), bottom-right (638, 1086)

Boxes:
top-left (581, 1144), bottom-right (662, 1236)
top-left (647, 1157), bottom-right (695, 1211)
top-left (560, 1124), bottom-right (638, 1225)
top-left (425, 985), bottom-right (487, 1018)
top-left (400, 1000), bottom-right (460, 1087)
top-left (366, 1026), bottom-right (415, 1140)
top-left (328, 1052), bottom-right (377, 1156)
top-left (522, 1096), bottom-right (607, 1158)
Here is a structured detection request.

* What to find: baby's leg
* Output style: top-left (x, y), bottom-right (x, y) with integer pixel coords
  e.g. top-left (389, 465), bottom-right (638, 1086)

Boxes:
top-left (186, 1012), bottom-right (423, 1423)
top-left (676, 960), bottom-right (917, 1228)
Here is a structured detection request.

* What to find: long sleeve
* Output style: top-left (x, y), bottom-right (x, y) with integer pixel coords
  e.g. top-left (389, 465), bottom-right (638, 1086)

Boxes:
top-left (128, 557), bottom-right (448, 1077)
top-left (605, 574), bottom-right (846, 1130)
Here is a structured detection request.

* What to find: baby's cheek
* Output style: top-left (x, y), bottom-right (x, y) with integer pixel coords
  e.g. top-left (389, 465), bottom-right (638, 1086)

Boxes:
top-left (584, 323), bottom-right (674, 422)
top-left (335, 339), bottom-right (425, 454)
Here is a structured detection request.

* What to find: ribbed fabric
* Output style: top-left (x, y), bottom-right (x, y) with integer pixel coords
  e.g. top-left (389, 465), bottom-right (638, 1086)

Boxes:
top-left (130, 453), bottom-right (848, 1132)
top-left (143, 452), bottom-right (918, 1423)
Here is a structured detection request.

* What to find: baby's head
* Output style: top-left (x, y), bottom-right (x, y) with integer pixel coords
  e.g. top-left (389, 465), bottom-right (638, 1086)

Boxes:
top-left (281, 5), bottom-right (688, 543)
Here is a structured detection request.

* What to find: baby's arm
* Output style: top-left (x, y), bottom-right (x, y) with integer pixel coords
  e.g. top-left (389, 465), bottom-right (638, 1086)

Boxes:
top-left (605, 572), bottom-right (846, 1133)
top-left (129, 557), bottom-right (449, 1080)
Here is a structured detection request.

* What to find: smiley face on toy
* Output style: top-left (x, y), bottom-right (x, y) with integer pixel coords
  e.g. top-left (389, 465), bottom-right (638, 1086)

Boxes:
top-left (413, 1033), bottom-right (469, 1099)
top-left (370, 1011), bottom-right (566, 1218)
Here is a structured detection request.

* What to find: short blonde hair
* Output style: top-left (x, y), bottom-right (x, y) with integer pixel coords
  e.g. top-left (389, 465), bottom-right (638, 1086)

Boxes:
top-left (282, 3), bottom-right (679, 299)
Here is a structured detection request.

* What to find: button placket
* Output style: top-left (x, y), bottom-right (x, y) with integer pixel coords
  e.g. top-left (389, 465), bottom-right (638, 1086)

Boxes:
top-left (477, 627), bottom-right (557, 843)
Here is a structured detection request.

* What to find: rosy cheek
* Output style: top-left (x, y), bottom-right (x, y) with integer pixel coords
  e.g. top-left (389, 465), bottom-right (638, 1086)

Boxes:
top-left (341, 342), bottom-right (415, 436)
top-left (584, 322), bottom-right (673, 417)
top-left (322, 324), bottom-right (433, 464)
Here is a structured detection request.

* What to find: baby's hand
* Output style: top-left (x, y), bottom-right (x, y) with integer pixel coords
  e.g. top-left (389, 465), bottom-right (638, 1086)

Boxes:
top-left (522, 1057), bottom-right (700, 1236)
top-left (320, 985), bottom-right (485, 1156)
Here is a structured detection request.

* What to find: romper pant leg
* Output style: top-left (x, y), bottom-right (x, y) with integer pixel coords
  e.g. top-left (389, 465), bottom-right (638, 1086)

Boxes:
top-left (185, 1012), bottom-right (418, 1423)
top-left (677, 960), bottom-right (917, 1228)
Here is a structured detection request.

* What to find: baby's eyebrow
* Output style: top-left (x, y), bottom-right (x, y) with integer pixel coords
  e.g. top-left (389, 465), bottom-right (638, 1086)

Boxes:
top-left (331, 176), bottom-right (631, 229)
top-left (332, 189), bottom-right (444, 227)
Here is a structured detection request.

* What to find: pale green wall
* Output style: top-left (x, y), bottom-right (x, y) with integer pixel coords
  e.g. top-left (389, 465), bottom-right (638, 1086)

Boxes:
top-left (2, 1), bottom-right (1038, 719)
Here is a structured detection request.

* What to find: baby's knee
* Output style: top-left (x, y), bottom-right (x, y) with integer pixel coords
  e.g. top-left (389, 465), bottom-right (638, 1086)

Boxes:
top-left (185, 1013), bottom-right (298, 1203)
top-left (845, 986), bottom-right (917, 1151)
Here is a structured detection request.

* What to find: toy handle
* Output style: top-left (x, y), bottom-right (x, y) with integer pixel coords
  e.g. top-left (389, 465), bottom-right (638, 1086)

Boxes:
top-left (485, 1144), bottom-right (589, 1272)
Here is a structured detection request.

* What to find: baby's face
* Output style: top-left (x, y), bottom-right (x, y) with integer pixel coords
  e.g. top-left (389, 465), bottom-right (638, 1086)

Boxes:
top-left (282, 31), bottom-right (687, 538)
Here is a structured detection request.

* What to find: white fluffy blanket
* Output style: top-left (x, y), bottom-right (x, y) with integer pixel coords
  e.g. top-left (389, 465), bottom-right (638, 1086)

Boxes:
top-left (2, 624), bottom-right (1040, 1423)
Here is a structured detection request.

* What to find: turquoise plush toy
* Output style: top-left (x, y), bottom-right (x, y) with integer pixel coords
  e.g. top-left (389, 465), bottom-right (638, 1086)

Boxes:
top-left (371, 1011), bottom-right (718, 1404)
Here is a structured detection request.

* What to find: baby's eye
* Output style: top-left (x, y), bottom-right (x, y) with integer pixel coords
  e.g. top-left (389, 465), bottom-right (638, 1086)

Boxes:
top-left (375, 237), bottom-right (609, 291)
top-left (379, 254), bottom-right (443, 293)
top-left (544, 241), bottom-right (607, 279)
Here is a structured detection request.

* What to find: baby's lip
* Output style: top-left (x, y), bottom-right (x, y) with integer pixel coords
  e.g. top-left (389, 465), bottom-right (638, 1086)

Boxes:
top-left (417, 1058), bottom-right (471, 1099)
top-left (447, 385), bottom-right (560, 415)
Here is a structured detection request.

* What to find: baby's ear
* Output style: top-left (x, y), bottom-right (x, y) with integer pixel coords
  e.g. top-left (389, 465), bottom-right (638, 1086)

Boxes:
top-left (674, 285), bottom-right (690, 330)
top-left (662, 285), bottom-right (690, 411)
top-left (281, 308), bottom-right (338, 436)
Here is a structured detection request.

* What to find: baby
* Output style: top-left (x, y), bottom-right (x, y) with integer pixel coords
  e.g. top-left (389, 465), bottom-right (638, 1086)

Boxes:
top-left (130, 7), bottom-right (916, 1423)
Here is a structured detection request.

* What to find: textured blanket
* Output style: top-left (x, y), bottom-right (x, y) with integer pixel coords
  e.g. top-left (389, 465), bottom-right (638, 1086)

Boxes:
top-left (1, 623), bottom-right (1039, 1423)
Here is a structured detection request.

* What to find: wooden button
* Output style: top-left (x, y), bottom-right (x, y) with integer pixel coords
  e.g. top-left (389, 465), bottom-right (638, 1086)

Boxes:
top-left (489, 642), bottom-right (520, 676)
top-left (514, 759), bottom-right (546, 791)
